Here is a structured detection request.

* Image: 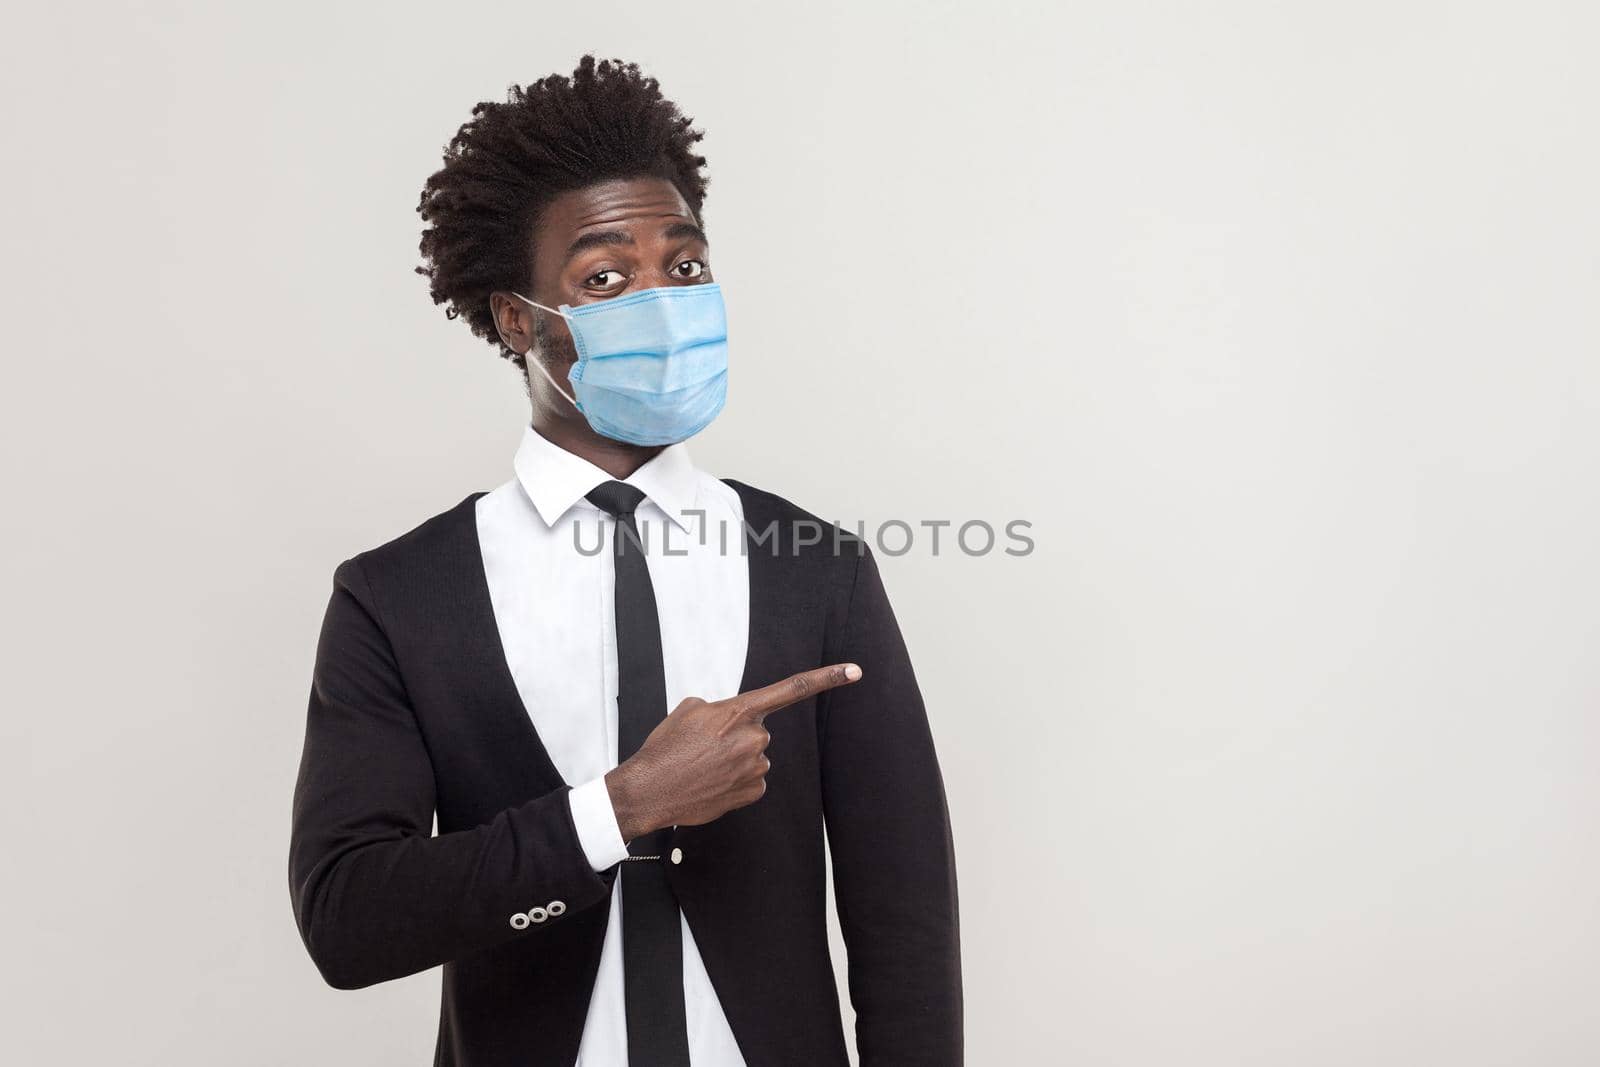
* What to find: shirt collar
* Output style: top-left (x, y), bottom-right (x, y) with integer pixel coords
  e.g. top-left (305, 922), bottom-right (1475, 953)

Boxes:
top-left (512, 424), bottom-right (699, 533)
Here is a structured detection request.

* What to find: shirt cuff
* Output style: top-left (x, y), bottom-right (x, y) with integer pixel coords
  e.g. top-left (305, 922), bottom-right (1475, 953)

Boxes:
top-left (568, 774), bottom-right (631, 871)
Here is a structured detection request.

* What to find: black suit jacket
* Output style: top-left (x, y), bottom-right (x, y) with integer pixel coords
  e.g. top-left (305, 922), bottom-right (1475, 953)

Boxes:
top-left (288, 479), bottom-right (962, 1066)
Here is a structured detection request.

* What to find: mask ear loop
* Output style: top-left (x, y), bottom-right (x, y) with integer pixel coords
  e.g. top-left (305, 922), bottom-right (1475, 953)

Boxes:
top-left (510, 292), bottom-right (580, 408)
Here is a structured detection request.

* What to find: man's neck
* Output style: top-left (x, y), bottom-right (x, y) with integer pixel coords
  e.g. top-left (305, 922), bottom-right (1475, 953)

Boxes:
top-left (529, 411), bottom-right (664, 481)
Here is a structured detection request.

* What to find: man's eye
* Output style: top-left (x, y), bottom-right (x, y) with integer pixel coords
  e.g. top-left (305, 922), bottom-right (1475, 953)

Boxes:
top-left (673, 260), bottom-right (705, 279)
top-left (586, 269), bottom-right (626, 289)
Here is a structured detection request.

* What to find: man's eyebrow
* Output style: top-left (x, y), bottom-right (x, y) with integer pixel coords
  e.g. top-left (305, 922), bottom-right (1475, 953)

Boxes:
top-left (564, 229), bottom-right (634, 260)
top-left (563, 221), bottom-right (709, 262)
top-left (662, 221), bottom-right (709, 245)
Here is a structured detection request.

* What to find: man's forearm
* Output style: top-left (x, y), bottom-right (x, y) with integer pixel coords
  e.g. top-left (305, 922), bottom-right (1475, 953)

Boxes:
top-left (290, 783), bottom-right (615, 989)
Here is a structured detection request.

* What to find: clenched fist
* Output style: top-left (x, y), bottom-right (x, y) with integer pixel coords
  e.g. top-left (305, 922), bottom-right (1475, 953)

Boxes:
top-left (603, 663), bottom-right (863, 842)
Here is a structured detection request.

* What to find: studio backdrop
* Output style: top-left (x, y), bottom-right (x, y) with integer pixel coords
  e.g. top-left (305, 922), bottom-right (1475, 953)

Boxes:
top-left (4, 2), bottom-right (1597, 1064)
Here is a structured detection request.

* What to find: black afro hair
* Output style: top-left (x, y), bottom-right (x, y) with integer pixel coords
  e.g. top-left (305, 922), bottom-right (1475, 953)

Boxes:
top-left (415, 55), bottom-right (710, 370)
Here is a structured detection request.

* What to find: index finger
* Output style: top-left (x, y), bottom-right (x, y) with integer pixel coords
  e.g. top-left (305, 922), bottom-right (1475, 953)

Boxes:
top-left (728, 663), bottom-right (863, 722)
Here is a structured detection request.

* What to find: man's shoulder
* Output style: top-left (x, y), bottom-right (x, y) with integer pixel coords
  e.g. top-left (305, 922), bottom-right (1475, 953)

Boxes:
top-left (336, 491), bottom-right (486, 591)
top-left (718, 477), bottom-right (869, 566)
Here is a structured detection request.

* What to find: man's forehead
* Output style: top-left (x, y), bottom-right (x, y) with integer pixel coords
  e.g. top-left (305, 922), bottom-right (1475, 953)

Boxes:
top-left (552, 178), bottom-right (694, 229)
top-left (534, 177), bottom-right (701, 262)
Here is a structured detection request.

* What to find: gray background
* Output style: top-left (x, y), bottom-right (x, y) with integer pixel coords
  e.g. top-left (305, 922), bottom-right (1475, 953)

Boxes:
top-left (4, 2), bottom-right (1597, 1063)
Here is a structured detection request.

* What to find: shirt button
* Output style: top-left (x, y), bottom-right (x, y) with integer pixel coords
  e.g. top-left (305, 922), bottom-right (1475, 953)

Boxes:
top-left (528, 906), bottom-right (549, 924)
top-left (548, 900), bottom-right (567, 917)
top-left (670, 847), bottom-right (683, 865)
top-left (509, 912), bottom-right (530, 930)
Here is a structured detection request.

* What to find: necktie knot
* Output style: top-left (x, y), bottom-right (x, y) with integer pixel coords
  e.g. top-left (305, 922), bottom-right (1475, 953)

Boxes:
top-left (586, 480), bottom-right (647, 519)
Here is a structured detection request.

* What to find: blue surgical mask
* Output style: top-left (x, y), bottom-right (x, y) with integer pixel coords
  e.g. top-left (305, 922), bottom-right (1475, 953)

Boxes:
top-left (511, 283), bottom-right (728, 446)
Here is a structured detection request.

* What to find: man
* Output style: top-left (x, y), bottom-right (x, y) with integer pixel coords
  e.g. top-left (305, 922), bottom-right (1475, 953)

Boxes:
top-left (288, 56), bottom-right (961, 1067)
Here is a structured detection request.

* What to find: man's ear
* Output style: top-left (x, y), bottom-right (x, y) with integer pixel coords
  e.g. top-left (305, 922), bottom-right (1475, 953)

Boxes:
top-left (488, 292), bottom-right (531, 355)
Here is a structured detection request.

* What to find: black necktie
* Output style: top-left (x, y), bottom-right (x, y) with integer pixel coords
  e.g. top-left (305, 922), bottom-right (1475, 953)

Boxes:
top-left (585, 480), bottom-right (691, 1067)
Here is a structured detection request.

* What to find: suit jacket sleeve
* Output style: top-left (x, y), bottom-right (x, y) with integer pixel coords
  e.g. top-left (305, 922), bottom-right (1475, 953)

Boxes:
top-left (818, 544), bottom-right (963, 1064)
top-left (288, 557), bottom-right (617, 990)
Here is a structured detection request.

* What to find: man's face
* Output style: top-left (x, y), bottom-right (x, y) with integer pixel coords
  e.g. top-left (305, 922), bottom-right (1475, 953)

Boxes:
top-left (492, 176), bottom-right (713, 425)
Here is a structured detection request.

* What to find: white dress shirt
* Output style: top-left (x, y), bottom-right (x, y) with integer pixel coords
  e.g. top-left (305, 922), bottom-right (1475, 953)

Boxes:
top-left (475, 423), bottom-right (750, 1067)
